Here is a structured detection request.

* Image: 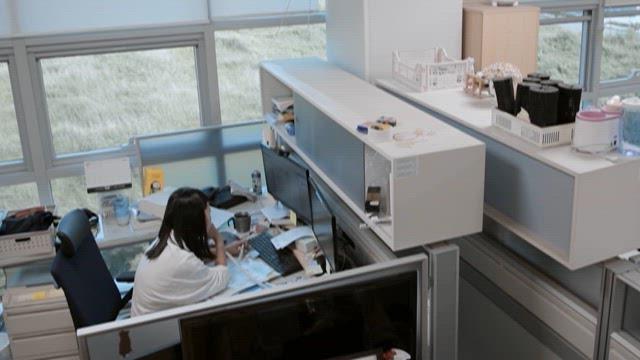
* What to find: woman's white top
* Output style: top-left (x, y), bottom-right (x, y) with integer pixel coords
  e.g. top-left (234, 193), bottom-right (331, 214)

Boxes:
top-left (131, 235), bottom-right (229, 317)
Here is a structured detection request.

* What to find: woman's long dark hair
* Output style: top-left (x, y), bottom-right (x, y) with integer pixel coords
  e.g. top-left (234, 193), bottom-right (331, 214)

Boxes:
top-left (146, 187), bottom-right (212, 260)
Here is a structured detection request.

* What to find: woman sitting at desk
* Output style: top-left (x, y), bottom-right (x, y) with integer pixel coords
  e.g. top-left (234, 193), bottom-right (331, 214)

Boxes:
top-left (131, 188), bottom-right (243, 317)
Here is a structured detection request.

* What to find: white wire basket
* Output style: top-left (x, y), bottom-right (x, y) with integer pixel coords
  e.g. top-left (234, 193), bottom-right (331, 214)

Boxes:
top-left (392, 48), bottom-right (475, 92)
top-left (0, 225), bottom-right (55, 259)
top-left (491, 109), bottom-right (575, 148)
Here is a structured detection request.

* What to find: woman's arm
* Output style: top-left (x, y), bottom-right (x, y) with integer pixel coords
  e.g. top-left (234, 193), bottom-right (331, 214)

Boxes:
top-left (210, 226), bottom-right (226, 266)
top-left (206, 210), bottom-right (226, 266)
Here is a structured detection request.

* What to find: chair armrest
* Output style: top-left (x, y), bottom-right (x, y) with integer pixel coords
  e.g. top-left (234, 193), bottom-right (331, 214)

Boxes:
top-left (116, 271), bottom-right (135, 283)
top-left (120, 288), bottom-right (134, 310)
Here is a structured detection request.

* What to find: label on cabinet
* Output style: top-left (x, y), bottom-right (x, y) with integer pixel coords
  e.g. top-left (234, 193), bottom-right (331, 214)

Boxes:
top-left (394, 157), bottom-right (418, 178)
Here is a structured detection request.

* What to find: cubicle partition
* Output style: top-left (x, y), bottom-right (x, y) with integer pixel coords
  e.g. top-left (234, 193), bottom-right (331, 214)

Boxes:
top-left (78, 254), bottom-right (430, 359)
top-left (599, 262), bottom-right (640, 360)
top-left (75, 138), bottom-right (462, 359)
top-left (134, 120), bottom-right (265, 191)
top-left (455, 229), bottom-right (601, 360)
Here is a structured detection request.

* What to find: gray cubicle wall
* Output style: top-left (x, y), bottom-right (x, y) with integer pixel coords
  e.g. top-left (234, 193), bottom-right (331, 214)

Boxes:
top-left (484, 217), bottom-right (603, 310)
top-left (135, 122), bottom-right (264, 190)
top-left (601, 265), bottom-right (640, 359)
top-left (294, 94), bottom-right (365, 209)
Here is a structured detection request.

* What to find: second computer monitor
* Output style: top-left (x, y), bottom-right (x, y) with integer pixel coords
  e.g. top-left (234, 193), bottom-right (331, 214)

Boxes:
top-left (261, 145), bottom-right (312, 223)
top-left (309, 178), bottom-right (336, 272)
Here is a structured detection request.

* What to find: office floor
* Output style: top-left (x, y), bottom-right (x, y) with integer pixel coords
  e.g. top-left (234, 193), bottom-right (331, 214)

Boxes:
top-left (458, 279), bottom-right (562, 360)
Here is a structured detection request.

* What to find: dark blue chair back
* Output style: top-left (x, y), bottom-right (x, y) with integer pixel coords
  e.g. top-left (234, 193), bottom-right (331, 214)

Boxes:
top-left (51, 209), bottom-right (123, 329)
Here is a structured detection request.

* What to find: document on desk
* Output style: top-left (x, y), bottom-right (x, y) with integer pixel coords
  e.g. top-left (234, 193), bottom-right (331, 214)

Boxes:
top-left (226, 258), bottom-right (274, 294)
top-left (270, 226), bottom-right (315, 250)
top-left (210, 206), bottom-right (234, 229)
top-left (261, 205), bottom-right (290, 222)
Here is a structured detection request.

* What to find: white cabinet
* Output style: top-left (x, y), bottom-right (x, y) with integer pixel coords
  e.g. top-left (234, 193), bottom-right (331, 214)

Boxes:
top-left (261, 58), bottom-right (485, 251)
top-left (378, 82), bottom-right (640, 269)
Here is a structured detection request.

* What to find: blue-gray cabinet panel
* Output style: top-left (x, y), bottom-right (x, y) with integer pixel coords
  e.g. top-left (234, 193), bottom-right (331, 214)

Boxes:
top-left (294, 94), bottom-right (365, 209)
top-left (392, 97), bottom-right (575, 255)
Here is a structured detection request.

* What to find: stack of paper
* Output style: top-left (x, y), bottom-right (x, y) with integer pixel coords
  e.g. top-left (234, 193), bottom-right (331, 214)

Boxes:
top-left (137, 187), bottom-right (175, 219)
top-left (137, 187), bottom-right (233, 230)
top-left (270, 226), bottom-right (315, 250)
top-left (210, 207), bottom-right (233, 229)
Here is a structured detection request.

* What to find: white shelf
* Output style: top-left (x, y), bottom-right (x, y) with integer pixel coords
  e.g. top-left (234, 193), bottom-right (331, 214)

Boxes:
top-left (269, 117), bottom-right (394, 245)
top-left (376, 80), bottom-right (633, 176)
top-left (263, 59), bottom-right (482, 162)
top-left (261, 58), bottom-right (485, 251)
top-left (377, 78), bottom-right (640, 269)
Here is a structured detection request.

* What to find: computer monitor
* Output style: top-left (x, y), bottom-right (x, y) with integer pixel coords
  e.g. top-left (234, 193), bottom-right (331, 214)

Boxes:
top-left (179, 269), bottom-right (419, 359)
top-left (309, 178), bottom-right (336, 272)
top-left (261, 145), bottom-right (312, 223)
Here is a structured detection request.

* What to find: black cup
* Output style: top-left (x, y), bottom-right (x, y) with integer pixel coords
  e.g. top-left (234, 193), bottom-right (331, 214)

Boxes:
top-left (528, 86), bottom-right (560, 127)
top-left (228, 211), bottom-right (251, 233)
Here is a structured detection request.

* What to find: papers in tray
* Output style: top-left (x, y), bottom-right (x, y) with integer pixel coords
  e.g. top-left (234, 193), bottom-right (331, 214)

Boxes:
top-left (210, 207), bottom-right (233, 229)
top-left (270, 226), bottom-right (315, 250)
top-left (261, 205), bottom-right (290, 223)
top-left (137, 187), bottom-right (175, 219)
top-left (226, 258), bottom-right (275, 294)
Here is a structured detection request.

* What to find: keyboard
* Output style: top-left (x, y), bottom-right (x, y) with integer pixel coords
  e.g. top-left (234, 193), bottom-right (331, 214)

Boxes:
top-left (249, 232), bottom-right (302, 276)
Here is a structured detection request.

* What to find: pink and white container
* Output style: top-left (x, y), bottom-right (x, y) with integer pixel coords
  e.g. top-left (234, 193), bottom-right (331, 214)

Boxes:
top-left (573, 109), bottom-right (620, 153)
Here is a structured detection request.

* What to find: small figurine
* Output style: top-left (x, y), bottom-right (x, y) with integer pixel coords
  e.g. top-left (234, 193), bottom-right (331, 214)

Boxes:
top-left (464, 72), bottom-right (491, 97)
top-left (481, 62), bottom-right (523, 84)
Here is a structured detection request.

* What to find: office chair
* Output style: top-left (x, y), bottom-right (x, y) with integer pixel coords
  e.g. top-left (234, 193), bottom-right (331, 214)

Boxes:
top-left (50, 209), bottom-right (134, 329)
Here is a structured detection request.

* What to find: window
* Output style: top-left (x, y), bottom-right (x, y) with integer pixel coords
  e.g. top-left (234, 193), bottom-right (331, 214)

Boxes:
top-left (51, 174), bottom-right (142, 215)
top-left (0, 61), bottom-right (23, 163)
top-left (216, 23), bottom-right (326, 123)
top-left (602, 6), bottom-right (640, 82)
top-left (597, 92), bottom-right (640, 106)
top-left (0, 182), bottom-right (40, 210)
top-left (537, 11), bottom-right (589, 85)
top-left (40, 47), bottom-right (201, 155)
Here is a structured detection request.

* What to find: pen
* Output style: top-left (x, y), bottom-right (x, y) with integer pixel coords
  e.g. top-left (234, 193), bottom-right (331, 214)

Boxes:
top-left (239, 244), bottom-right (245, 262)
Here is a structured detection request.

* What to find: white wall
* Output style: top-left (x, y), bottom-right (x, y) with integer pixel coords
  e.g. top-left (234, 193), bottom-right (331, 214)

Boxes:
top-left (12, 0), bottom-right (209, 36)
top-left (0, 0), bottom-right (321, 37)
top-left (208, 0), bottom-right (319, 18)
top-left (0, 0), bottom-right (12, 36)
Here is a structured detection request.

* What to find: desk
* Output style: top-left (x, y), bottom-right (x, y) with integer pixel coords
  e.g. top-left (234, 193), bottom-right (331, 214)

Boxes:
top-left (0, 193), bottom-right (297, 290)
top-left (215, 194), bottom-right (327, 296)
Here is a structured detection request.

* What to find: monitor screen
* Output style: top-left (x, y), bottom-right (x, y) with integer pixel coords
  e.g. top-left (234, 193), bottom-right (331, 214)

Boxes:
top-left (180, 271), bottom-right (418, 360)
top-left (261, 145), bottom-right (312, 223)
top-left (309, 179), bottom-right (336, 272)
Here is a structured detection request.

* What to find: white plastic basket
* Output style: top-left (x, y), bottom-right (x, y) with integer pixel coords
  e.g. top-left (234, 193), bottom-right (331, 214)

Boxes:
top-left (392, 48), bottom-right (475, 92)
top-left (491, 109), bottom-right (575, 148)
top-left (0, 226), bottom-right (55, 259)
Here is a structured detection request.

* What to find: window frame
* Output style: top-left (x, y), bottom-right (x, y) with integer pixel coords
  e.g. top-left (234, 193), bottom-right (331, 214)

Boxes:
top-left (599, 4), bottom-right (640, 87)
top-left (28, 26), bottom-right (219, 163)
top-left (0, 47), bottom-right (32, 177)
top-left (0, 12), bottom-right (328, 209)
top-left (535, 0), bottom-right (640, 101)
top-left (538, 4), bottom-right (596, 87)
top-left (22, 24), bottom-right (222, 206)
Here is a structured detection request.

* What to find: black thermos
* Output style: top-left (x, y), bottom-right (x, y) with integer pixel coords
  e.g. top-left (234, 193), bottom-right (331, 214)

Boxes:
top-left (493, 77), bottom-right (517, 115)
top-left (528, 86), bottom-right (559, 127)
top-left (515, 82), bottom-right (540, 114)
top-left (522, 77), bottom-right (542, 84)
top-left (557, 83), bottom-right (582, 124)
top-left (528, 72), bottom-right (551, 81)
top-left (540, 79), bottom-right (562, 89)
